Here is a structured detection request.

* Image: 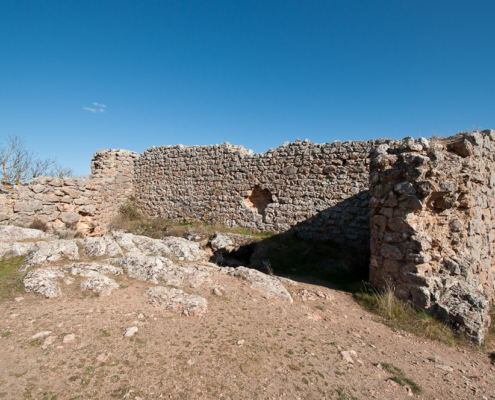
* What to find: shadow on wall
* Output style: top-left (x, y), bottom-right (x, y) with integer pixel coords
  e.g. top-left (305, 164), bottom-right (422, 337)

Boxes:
top-left (290, 190), bottom-right (370, 245)
top-left (213, 191), bottom-right (372, 288)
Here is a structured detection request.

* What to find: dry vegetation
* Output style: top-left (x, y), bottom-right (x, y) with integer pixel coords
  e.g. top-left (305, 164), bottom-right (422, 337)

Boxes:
top-left (0, 134), bottom-right (75, 187)
top-left (352, 283), bottom-right (474, 347)
top-left (109, 199), bottom-right (274, 240)
top-left (0, 256), bottom-right (26, 300)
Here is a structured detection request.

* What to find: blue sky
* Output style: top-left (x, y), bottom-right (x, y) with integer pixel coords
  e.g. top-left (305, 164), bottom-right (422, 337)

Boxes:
top-left (1, 1), bottom-right (494, 175)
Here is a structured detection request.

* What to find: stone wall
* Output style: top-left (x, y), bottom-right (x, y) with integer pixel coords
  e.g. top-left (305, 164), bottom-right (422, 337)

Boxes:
top-left (369, 130), bottom-right (495, 343)
top-left (0, 149), bottom-right (138, 236)
top-left (1, 131), bottom-right (494, 342)
top-left (133, 139), bottom-right (395, 245)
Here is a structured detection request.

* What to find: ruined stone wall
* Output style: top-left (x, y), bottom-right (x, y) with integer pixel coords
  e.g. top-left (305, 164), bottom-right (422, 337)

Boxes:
top-left (90, 149), bottom-right (139, 231)
top-left (134, 139), bottom-right (393, 245)
top-left (369, 130), bottom-right (495, 343)
top-left (0, 149), bottom-right (138, 236)
top-left (2, 131), bottom-right (495, 341)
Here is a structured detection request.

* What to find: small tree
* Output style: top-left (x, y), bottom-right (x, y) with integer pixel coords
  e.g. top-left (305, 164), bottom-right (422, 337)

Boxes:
top-left (0, 134), bottom-right (75, 187)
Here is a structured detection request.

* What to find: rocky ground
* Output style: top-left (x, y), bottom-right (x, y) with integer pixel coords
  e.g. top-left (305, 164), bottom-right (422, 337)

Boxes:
top-left (0, 226), bottom-right (494, 400)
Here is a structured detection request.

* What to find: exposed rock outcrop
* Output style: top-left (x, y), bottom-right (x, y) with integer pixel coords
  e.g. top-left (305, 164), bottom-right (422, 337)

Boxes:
top-left (144, 286), bottom-right (208, 316)
top-left (80, 274), bottom-right (119, 296)
top-left (228, 266), bottom-right (293, 303)
top-left (20, 240), bottom-right (79, 271)
top-left (24, 267), bottom-right (65, 298)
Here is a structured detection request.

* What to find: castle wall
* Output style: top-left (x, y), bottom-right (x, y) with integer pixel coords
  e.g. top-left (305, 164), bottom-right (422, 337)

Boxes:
top-left (0, 150), bottom-right (138, 236)
top-left (1, 130), bottom-right (494, 342)
top-left (133, 139), bottom-right (393, 245)
top-left (369, 130), bottom-right (495, 343)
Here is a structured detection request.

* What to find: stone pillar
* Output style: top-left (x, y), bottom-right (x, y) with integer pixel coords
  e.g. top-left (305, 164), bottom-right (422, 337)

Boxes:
top-left (89, 149), bottom-right (139, 234)
top-left (369, 130), bottom-right (495, 343)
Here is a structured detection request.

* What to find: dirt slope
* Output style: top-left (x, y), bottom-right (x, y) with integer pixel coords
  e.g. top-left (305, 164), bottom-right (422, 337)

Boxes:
top-left (1, 271), bottom-right (494, 400)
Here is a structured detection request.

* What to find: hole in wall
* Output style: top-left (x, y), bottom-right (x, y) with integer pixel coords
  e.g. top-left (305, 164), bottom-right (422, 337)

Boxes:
top-left (244, 186), bottom-right (274, 215)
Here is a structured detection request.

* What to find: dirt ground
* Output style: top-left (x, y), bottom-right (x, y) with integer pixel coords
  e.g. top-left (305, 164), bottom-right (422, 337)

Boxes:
top-left (0, 272), bottom-right (494, 400)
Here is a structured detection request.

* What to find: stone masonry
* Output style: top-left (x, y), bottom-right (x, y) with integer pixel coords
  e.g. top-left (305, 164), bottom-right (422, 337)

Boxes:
top-left (134, 139), bottom-right (392, 245)
top-left (0, 150), bottom-right (137, 237)
top-left (369, 130), bottom-right (495, 343)
top-left (0, 130), bottom-right (494, 342)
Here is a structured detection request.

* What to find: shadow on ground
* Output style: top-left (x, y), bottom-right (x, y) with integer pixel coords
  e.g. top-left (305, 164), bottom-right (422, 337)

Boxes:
top-left (212, 191), bottom-right (372, 292)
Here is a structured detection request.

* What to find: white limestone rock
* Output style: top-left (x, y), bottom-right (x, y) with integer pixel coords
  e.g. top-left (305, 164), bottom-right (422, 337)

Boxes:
top-left (123, 326), bottom-right (138, 337)
top-left (69, 262), bottom-right (123, 277)
top-left (31, 331), bottom-right (52, 340)
top-left (228, 266), bottom-right (293, 303)
top-left (63, 333), bottom-right (75, 343)
top-left (112, 232), bottom-right (208, 261)
top-left (0, 241), bottom-right (37, 258)
top-left (112, 232), bottom-right (171, 257)
top-left (24, 267), bottom-right (65, 298)
top-left (144, 286), bottom-right (208, 317)
top-left (20, 240), bottom-right (79, 271)
top-left (116, 256), bottom-right (217, 287)
top-left (0, 225), bottom-right (56, 242)
top-left (116, 255), bottom-right (176, 283)
top-left (162, 236), bottom-right (209, 261)
top-left (80, 274), bottom-right (119, 296)
top-left (209, 232), bottom-right (256, 253)
top-left (81, 236), bottom-right (124, 258)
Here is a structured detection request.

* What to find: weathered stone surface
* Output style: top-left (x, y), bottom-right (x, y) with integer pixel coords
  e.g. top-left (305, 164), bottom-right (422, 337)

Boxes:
top-left (210, 233), bottom-right (257, 253)
top-left (80, 274), bottom-right (119, 295)
top-left (69, 262), bottom-right (123, 277)
top-left (0, 242), bottom-right (37, 258)
top-left (60, 212), bottom-right (80, 224)
top-left (370, 130), bottom-right (495, 343)
top-left (20, 240), bottom-right (79, 271)
top-left (115, 256), bottom-right (176, 283)
top-left (82, 236), bottom-right (124, 258)
top-left (144, 286), bottom-right (208, 316)
top-left (161, 236), bottom-right (209, 261)
top-left (123, 326), bottom-right (138, 337)
top-left (14, 200), bottom-right (43, 213)
top-left (63, 333), bottom-right (76, 343)
top-left (0, 225), bottom-right (56, 242)
top-left (112, 232), bottom-right (208, 261)
top-left (24, 267), bottom-right (65, 298)
top-left (436, 282), bottom-right (491, 344)
top-left (115, 256), bottom-right (216, 287)
top-left (228, 266), bottom-right (293, 303)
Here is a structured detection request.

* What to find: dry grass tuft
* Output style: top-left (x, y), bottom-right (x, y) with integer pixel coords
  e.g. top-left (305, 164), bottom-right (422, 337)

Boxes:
top-left (0, 256), bottom-right (26, 300)
top-left (353, 282), bottom-right (471, 346)
top-left (29, 219), bottom-right (48, 232)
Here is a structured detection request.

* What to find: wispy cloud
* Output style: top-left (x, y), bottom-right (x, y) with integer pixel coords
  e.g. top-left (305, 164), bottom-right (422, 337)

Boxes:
top-left (83, 103), bottom-right (107, 113)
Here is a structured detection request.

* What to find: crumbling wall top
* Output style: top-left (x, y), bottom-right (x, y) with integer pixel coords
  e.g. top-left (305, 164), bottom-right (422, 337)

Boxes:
top-left (91, 149), bottom-right (139, 178)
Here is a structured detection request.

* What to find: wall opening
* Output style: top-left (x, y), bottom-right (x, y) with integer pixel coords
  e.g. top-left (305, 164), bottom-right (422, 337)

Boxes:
top-left (244, 186), bottom-right (273, 215)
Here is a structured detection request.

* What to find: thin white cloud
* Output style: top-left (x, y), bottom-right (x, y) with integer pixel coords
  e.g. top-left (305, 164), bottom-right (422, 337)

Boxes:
top-left (84, 103), bottom-right (107, 114)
